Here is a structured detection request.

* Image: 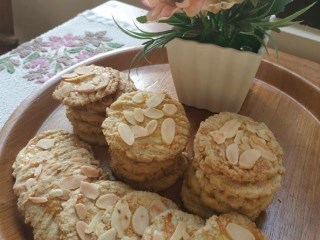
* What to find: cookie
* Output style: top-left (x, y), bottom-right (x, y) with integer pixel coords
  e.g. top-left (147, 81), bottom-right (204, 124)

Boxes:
top-left (192, 215), bottom-right (220, 239)
top-left (193, 112), bottom-right (284, 182)
top-left (66, 111), bottom-right (103, 134)
top-left (52, 65), bottom-right (120, 107)
top-left (73, 129), bottom-right (106, 146)
top-left (67, 107), bottom-right (105, 124)
top-left (142, 209), bottom-right (205, 240)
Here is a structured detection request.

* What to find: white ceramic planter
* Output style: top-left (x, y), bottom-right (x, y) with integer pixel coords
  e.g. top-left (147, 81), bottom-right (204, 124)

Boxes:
top-left (166, 38), bottom-right (264, 113)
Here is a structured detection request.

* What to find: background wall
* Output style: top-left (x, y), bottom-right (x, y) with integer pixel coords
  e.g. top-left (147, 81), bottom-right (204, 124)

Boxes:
top-left (12, 0), bottom-right (144, 43)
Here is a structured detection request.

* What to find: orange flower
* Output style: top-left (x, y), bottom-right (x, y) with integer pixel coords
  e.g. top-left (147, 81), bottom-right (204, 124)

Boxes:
top-left (203, 0), bottom-right (244, 14)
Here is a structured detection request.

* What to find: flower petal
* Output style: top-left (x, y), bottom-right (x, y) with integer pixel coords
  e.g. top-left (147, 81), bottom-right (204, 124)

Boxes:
top-left (176, 0), bottom-right (190, 8)
top-left (184, 0), bottom-right (205, 17)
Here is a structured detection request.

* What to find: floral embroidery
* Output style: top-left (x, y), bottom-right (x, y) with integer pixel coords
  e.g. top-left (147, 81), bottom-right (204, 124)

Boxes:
top-left (1, 31), bottom-right (124, 83)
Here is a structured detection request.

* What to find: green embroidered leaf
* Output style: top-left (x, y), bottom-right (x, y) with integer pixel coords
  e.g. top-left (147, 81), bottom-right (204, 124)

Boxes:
top-left (68, 48), bottom-right (83, 54)
top-left (106, 42), bottom-right (124, 48)
top-left (0, 56), bottom-right (11, 64)
top-left (24, 52), bottom-right (40, 63)
top-left (136, 16), bottom-right (148, 23)
top-left (85, 47), bottom-right (94, 52)
top-left (6, 64), bottom-right (15, 74)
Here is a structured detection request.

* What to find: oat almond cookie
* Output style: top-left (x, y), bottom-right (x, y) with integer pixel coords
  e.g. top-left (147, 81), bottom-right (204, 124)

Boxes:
top-left (102, 91), bottom-right (190, 163)
top-left (142, 209), bottom-right (205, 240)
top-left (193, 112), bottom-right (285, 182)
top-left (73, 129), bottom-right (106, 146)
top-left (67, 107), bottom-right (106, 124)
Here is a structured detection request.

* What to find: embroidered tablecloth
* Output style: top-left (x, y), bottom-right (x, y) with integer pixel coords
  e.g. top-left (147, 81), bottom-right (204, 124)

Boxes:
top-left (0, 1), bottom-right (145, 128)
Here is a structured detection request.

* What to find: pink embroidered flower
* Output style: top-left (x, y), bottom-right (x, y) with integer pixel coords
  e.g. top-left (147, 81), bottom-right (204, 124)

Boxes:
top-left (26, 58), bottom-right (49, 69)
top-left (203, 0), bottom-right (243, 14)
top-left (143, 0), bottom-right (204, 21)
top-left (75, 50), bottom-right (94, 62)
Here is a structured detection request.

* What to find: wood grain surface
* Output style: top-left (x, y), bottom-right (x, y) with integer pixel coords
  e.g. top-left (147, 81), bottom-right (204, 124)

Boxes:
top-left (0, 47), bottom-right (319, 240)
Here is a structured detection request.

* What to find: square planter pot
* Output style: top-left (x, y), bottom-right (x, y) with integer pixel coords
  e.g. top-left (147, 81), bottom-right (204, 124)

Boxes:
top-left (166, 38), bottom-right (264, 113)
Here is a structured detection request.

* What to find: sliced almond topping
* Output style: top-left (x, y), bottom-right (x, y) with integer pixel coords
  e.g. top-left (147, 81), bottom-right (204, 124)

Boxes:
top-left (226, 223), bottom-right (255, 240)
top-left (58, 175), bottom-right (87, 190)
top-left (75, 66), bottom-right (94, 75)
top-left (249, 135), bottom-right (276, 161)
top-left (62, 73), bottom-right (78, 79)
top-left (29, 196), bottom-right (48, 203)
top-left (183, 231), bottom-right (191, 240)
top-left (162, 104), bottom-right (178, 116)
top-left (257, 129), bottom-right (271, 141)
top-left (132, 206), bottom-right (150, 236)
top-left (36, 139), bottom-right (55, 150)
top-left (239, 149), bottom-right (261, 169)
top-left (34, 164), bottom-right (43, 179)
top-left (153, 230), bottom-right (163, 240)
top-left (95, 75), bottom-right (110, 90)
top-left (25, 178), bottom-right (37, 190)
top-left (81, 166), bottom-right (100, 178)
top-left (131, 126), bottom-right (148, 138)
top-left (134, 108), bottom-right (144, 123)
top-left (56, 83), bottom-right (74, 98)
top-left (58, 189), bottom-right (71, 201)
top-left (111, 200), bottom-right (132, 238)
top-left (226, 143), bottom-right (239, 165)
top-left (210, 131), bottom-right (226, 145)
top-left (149, 199), bottom-right (167, 218)
top-left (76, 221), bottom-right (91, 240)
top-left (170, 222), bottom-right (187, 240)
top-left (161, 118), bottom-right (175, 145)
top-left (98, 228), bottom-right (116, 240)
top-left (80, 181), bottom-right (99, 200)
top-left (220, 119), bottom-right (241, 138)
top-left (124, 111), bottom-right (137, 125)
top-left (145, 120), bottom-right (158, 136)
top-left (118, 123), bottom-right (135, 145)
top-left (77, 83), bottom-right (96, 93)
top-left (143, 108), bottom-right (164, 119)
top-left (234, 130), bottom-right (244, 144)
top-left (146, 92), bottom-right (165, 108)
top-left (48, 189), bottom-right (64, 198)
top-left (85, 210), bottom-right (104, 234)
top-left (132, 92), bottom-right (145, 103)
top-left (75, 203), bottom-right (87, 220)
top-left (246, 124), bottom-right (260, 133)
top-left (96, 194), bottom-right (119, 209)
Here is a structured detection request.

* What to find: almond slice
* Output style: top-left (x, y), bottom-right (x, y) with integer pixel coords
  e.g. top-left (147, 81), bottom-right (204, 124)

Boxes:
top-left (29, 196), bottom-right (47, 203)
top-left (85, 211), bottom-right (104, 234)
top-left (132, 92), bottom-right (145, 103)
top-left (25, 178), bottom-right (37, 190)
top-left (170, 222), bottom-right (187, 240)
top-left (239, 149), bottom-right (261, 169)
top-left (220, 119), bottom-right (241, 138)
top-left (36, 139), bottom-right (55, 150)
top-left (95, 78), bottom-right (110, 90)
top-left (234, 130), bottom-right (244, 144)
top-left (98, 228), bottom-right (116, 240)
top-left (76, 221), bottom-right (91, 240)
top-left (58, 175), bottom-right (87, 190)
top-left (134, 108), bottom-right (144, 123)
top-left (246, 124), bottom-right (259, 133)
top-left (210, 131), bottom-right (226, 144)
top-left (162, 104), bottom-right (178, 116)
top-left (226, 143), bottom-right (239, 165)
top-left (145, 120), bottom-right (158, 136)
top-left (131, 126), bottom-right (148, 138)
top-left (62, 73), bottom-right (78, 79)
top-left (146, 92), bottom-right (165, 108)
top-left (226, 223), bottom-right (255, 240)
top-left (111, 200), bottom-right (132, 238)
top-left (81, 166), bottom-right (100, 178)
top-left (34, 164), bottom-right (43, 179)
top-left (132, 206), bottom-right (150, 236)
top-left (149, 199), bottom-right (168, 218)
top-left (75, 203), bottom-right (87, 220)
top-left (124, 111), bottom-right (137, 125)
top-left (143, 108), bottom-right (164, 119)
top-left (257, 129), bottom-right (271, 141)
top-left (58, 189), bottom-right (71, 201)
top-left (183, 231), bottom-right (191, 240)
top-left (249, 135), bottom-right (276, 161)
top-left (118, 123), bottom-right (135, 145)
top-left (161, 118), bottom-right (175, 145)
top-left (75, 66), bottom-right (94, 75)
top-left (48, 189), bottom-right (64, 198)
top-left (56, 83), bottom-right (74, 98)
top-left (77, 83), bottom-right (96, 93)
top-left (96, 194), bottom-right (119, 209)
top-left (80, 181), bottom-right (99, 200)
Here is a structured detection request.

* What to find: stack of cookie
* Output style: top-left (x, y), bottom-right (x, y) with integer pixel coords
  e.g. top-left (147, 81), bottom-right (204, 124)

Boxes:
top-left (52, 65), bottom-right (136, 145)
top-left (182, 112), bottom-right (285, 220)
top-left (102, 91), bottom-right (190, 191)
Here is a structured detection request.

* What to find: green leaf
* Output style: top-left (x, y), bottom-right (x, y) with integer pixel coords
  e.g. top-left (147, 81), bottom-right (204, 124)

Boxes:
top-left (106, 42), bottom-right (124, 48)
top-left (249, 0), bottom-right (259, 7)
top-left (6, 64), bottom-right (15, 74)
top-left (23, 52), bottom-right (40, 63)
top-left (136, 16), bottom-right (148, 24)
top-left (68, 48), bottom-right (82, 54)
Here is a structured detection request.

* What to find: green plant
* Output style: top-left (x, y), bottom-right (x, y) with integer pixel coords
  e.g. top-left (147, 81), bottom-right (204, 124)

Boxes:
top-left (115, 0), bottom-right (316, 62)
